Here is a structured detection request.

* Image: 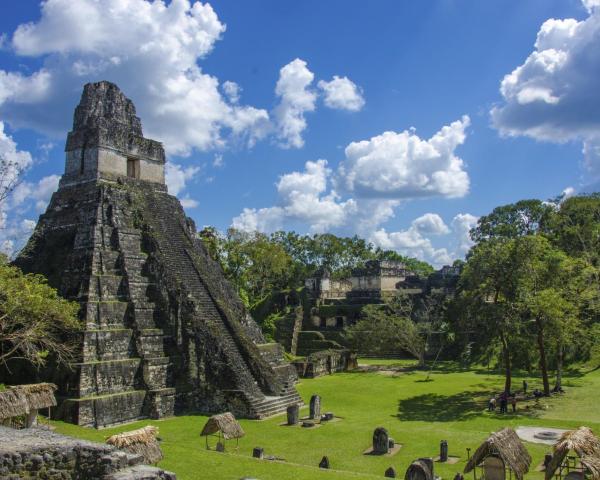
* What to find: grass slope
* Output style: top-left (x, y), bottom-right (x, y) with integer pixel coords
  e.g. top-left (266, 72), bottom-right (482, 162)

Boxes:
top-left (51, 362), bottom-right (600, 480)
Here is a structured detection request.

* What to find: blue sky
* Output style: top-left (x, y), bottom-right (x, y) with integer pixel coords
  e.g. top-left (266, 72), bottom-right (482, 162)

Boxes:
top-left (0, 0), bottom-right (598, 266)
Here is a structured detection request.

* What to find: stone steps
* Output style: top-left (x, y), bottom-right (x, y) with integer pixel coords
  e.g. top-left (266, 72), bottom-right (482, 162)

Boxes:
top-left (143, 203), bottom-right (265, 399)
top-left (249, 393), bottom-right (304, 419)
top-left (111, 222), bottom-right (175, 416)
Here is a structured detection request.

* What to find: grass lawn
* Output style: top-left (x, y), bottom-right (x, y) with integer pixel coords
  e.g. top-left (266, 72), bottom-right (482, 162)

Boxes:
top-left (51, 362), bottom-right (600, 480)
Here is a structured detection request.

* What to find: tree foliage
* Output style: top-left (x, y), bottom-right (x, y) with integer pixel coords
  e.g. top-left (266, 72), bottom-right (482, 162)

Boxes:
top-left (0, 255), bottom-right (80, 369)
top-left (346, 303), bottom-right (425, 361)
top-left (455, 194), bottom-right (600, 392)
top-left (0, 154), bottom-right (25, 207)
top-left (199, 228), bottom-right (435, 307)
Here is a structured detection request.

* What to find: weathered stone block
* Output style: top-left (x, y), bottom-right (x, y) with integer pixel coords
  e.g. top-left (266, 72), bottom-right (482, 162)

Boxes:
top-left (373, 427), bottom-right (390, 454)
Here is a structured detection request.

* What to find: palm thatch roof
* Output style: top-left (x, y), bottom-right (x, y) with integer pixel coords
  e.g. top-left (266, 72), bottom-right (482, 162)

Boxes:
top-left (106, 426), bottom-right (163, 464)
top-left (200, 412), bottom-right (245, 440)
top-left (0, 383), bottom-right (57, 420)
top-left (545, 427), bottom-right (600, 480)
top-left (464, 427), bottom-right (532, 480)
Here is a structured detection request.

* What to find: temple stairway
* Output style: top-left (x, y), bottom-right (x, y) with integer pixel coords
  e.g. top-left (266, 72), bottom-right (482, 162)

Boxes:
top-left (141, 189), bottom-right (302, 418)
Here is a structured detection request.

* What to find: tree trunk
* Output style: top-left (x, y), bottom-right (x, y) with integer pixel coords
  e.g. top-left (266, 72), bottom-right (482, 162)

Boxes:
top-left (535, 317), bottom-right (550, 396)
top-left (500, 330), bottom-right (512, 394)
top-left (555, 341), bottom-right (563, 391)
top-left (418, 350), bottom-right (425, 368)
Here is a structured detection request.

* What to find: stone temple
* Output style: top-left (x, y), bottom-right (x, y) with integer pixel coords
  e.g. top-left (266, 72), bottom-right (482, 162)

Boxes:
top-left (12, 81), bottom-right (301, 428)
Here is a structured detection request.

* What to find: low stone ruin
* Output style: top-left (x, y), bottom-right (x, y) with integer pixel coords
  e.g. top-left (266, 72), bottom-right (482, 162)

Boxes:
top-left (0, 426), bottom-right (175, 479)
top-left (292, 350), bottom-right (357, 378)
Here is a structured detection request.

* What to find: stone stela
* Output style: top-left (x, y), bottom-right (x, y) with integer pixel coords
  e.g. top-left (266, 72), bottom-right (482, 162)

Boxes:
top-left (309, 395), bottom-right (321, 420)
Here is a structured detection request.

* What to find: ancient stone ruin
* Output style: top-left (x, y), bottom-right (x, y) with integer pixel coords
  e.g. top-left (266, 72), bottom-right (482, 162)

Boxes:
top-left (0, 426), bottom-right (176, 479)
top-left (12, 81), bottom-right (301, 428)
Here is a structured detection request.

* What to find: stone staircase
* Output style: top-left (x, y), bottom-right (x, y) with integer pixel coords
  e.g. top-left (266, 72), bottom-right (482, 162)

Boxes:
top-left (144, 191), bottom-right (303, 418)
top-left (115, 224), bottom-right (176, 420)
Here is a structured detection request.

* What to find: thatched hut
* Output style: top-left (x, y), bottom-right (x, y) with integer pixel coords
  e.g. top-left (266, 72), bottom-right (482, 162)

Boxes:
top-left (464, 427), bottom-right (532, 480)
top-left (200, 412), bottom-right (245, 451)
top-left (545, 427), bottom-right (600, 480)
top-left (0, 383), bottom-right (57, 428)
top-left (106, 426), bottom-right (163, 465)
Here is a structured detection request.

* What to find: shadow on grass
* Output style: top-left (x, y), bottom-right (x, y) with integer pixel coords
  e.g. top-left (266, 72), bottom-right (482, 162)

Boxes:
top-left (396, 391), bottom-right (486, 422)
top-left (396, 391), bottom-right (548, 422)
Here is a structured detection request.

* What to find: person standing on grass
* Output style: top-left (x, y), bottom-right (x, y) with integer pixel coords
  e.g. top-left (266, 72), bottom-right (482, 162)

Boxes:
top-left (499, 392), bottom-right (508, 413)
top-left (510, 396), bottom-right (517, 413)
top-left (523, 380), bottom-right (528, 394)
top-left (488, 397), bottom-right (496, 412)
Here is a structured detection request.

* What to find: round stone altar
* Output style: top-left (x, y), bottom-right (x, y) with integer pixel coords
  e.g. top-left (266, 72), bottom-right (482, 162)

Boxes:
top-left (515, 426), bottom-right (568, 445)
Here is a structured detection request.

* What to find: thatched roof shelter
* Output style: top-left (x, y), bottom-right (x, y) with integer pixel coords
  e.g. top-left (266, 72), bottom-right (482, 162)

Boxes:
top-left (545, 427), bottom-right (600, 480)
top-left (106, 426), bottom-right (163, 464)
top-left (0, 383), bottom-right (57, 421)
top-left (200, 412), bottom-right (245, 440)
top-left (464, 428), bottom-right (532, 480)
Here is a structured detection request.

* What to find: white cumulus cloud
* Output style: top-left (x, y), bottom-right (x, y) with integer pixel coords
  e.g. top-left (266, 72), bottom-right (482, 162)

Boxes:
top-left (0, 127), bottom-right (59, 257)
top-left (450, 213), bottom-right (478, 256)
top-left (12, 174), bottom-right (60, 211)
top-left (273, 59), bottom-right (317, 149)
top-left (338, 116), bottom-right (471, 199)
top-left (232, 159), bottom-right (357, 233)
top-left (412, 213), bottom-right (451, 236)
top-left (491, 1), bottom-right (600, 182)
top-left (0, 0), bottom-right (269, 155)
top-left (165, 162), bottom-right (200, 197)
top-left (370, 212), bottom-right (478, 268)
top-left (317, 75), bottom-right (365, 112)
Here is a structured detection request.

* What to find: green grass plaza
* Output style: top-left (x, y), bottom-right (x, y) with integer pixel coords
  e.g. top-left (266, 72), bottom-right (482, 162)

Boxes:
top-left (50, 360), bottom-right (600, 480)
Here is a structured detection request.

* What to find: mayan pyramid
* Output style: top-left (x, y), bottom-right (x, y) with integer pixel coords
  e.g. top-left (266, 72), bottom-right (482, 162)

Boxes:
top-left (13, 81), bottom-right (301, 427)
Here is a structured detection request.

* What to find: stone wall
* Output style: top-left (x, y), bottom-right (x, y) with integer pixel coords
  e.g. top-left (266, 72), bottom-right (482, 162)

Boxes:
top-left (0, 426), bottom-right (175, 479)
top-left (292, 350), bottom-right (357, 378)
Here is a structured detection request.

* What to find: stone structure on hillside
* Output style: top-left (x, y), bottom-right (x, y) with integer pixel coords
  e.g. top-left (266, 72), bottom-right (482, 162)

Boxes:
top-left (305, 260), bottom-right (414, 312)
top-left (303, 260), bottom-right (461, 332)
top-left (10, 81), bottom-right (300, 427)
top-left (0, 426), bottom-right (176, 479)
top-left (258, 260), bottom-right (460, 359)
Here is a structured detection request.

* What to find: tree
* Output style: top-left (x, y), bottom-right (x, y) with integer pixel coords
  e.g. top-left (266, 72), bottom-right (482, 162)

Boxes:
top-left (0, 255), bottom-right (80, 369)
top-left (346, 304), bottom-right (425, 362)
top-left (511, 235), bottom-right (577, 395)
top-left (0, 154), bottom-right (25, 207)
top-left (205, 229), bottom-right (294, 308)
top-left (456, 239), bottom-right (525, 393)
top-left (548, 195), bottom-right (600, 326)
top-left (470, 199), bottom-right (554, 243)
